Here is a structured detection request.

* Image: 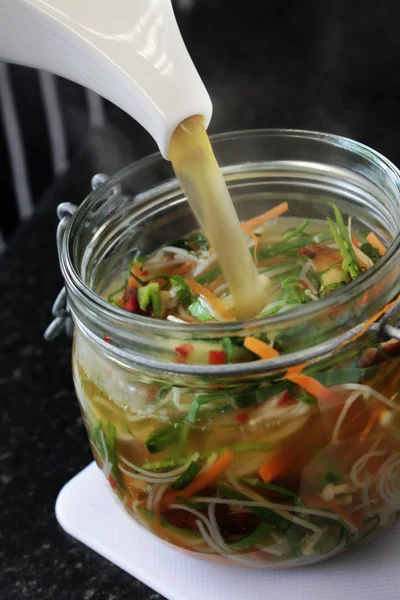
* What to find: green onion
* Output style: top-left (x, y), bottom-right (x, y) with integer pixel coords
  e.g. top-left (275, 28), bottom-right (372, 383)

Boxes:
top-left (170, 275), bottom-right (192, 305)
top-left (170, 462), bottom-right (201, 490)
top-left (229, 523), bottom-right (272, 550)
top-left (157, 385), bottom-right (172, 402)
top-left (297, 393), bottom-right (317, 405)
top-left (105, 423), bottom-right (119, 483)
top-left (222, 337), bottom-right (234, 363)
top-left (308, 366), bottom-right (377, 386)
top-left (327, 205), bottom-right (361, 279)
top-left (319, 281), bottom-right (344, 297)
top-left (138, 282), bottom-right (162, 315)
top-left (138, 508), bottom-right (201, 538)
top-left (176, 496), bottom-right (206, 510)
top-left (145, 424), bottom-right (183, 454)
top-left (242, 478), bottom-right (300, 504)
top-left (107, 280), bottom-right (127, 305)
top-left (187, 395), bottom-right (215, 423)
top-left (196, 267), bottom-right (222, 285)
top-left (188, 299), bottom-right (213, 321)
top-left (149, 283), bottom-right (162, 316)
top-left (283, 220), bottom-right (310, 241)
top-left (257, 234), bottom-right (331, 261)
top-left (217, 485), bottom-right (290, 532)
top-left (141, 441), bottom-right (270, 471)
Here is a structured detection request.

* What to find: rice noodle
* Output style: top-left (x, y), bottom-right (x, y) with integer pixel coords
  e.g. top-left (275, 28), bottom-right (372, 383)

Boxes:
top-left (192, 497), bottom-right (358, 534)
top-left (161, 246), bottom-right (198, 260)
top-left (331, 390), bottom-right (363, 443)
top-left (146, 486), bottom-right (154, 511)
top-left (144, 258), bottom-right (191, 270)
top-left (166, 315), bottom-right (187, 323)
top-left (153, 482), bottom-right (170, 509)
top-left (192, 253), bottom-right (217, 277)
top-left (259, 300), bottom-right (286, 314)
top-left (131, 499), bottom-right (151, 529)
top-left (168, 504), bottom-right (210, 528)
top-left (118, 464), bottom-right (179, 484)
top-left (350, 450), bottom-right (387, 488)
top-left (348, 217), bottom-right (374, 270)
top-left (333, 384), bottom-right (400, 414)
top-left (198, 453), bottom-right (218, 475)
top-left (299, 259), bottom-right (319, 295)
top-left (225, 474), bottom-right (322, 534)
top-left (207, 503), bottom-right (233, 553)
top-left (196, 520), bottom-right (226, 555)
top-left (377, 453), bottom-right (400, 507)
top-left (119, 452), bottom-right (199, 482)
top-left (213, 283), bottom-right (229, 296)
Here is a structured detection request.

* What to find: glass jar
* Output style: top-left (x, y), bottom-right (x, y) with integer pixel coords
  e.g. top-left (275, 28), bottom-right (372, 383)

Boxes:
top-left (57, 130), bottom-right (400, 568)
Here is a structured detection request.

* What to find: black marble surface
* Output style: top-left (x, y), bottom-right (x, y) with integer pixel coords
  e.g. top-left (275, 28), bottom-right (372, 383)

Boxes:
top-left (2, 1), bottom-right (400, 598)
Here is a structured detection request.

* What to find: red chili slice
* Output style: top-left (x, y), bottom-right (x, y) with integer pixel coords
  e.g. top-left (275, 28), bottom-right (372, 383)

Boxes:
top-left (175, 343), bottom-right (194, 359)
top-left (236, 412), bottom-right (249, 424)
top-left (208, 350), bottom-right (227, 365)
top-left (278, 390), bottom-right (296, 407)
top-left (103, 335), bottom-right (112, 344)
top-left (124, 295), bottom-right (138, 313)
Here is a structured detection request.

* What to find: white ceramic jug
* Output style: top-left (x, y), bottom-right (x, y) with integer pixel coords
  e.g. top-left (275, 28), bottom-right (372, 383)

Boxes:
top-left (0, 0), bottom-right (212, 157)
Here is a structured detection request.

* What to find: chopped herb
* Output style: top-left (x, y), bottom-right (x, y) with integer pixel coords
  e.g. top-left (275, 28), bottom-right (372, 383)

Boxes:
top-left (170, 276), bottom-right (192, 305)
top-left (360, 242), bottom-right (380, 262)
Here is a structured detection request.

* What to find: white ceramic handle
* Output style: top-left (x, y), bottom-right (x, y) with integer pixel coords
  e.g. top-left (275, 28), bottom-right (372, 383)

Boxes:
top-left (0, 0), bottom-right (212, 157)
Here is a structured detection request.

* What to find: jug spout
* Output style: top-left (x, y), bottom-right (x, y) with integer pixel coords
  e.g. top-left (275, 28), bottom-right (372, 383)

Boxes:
top-left (0, 0), bottom-right (212, 157)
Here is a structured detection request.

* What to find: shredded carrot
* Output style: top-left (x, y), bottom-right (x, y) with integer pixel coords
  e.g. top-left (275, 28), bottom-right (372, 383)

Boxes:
top-left (185, 278), bottom-right (233, 320)
top-left (161, 450), bottom-right (234, 505)
top-left (208, 275), bottom-right (225, 292)
top-left (352, 236), bottom-right (360, 248)
top-left (168, 261), bottom-right (193, 277)
top-left (244, 336), bottom-right (280, 360)
top-left (284, 364), bottom-right (306, 378)
top-left (356, 294), bottom-right (400, 341)
top-left (366, 232), bottom-right (387, 256)
top-left (241, 202), bottom-right (289, 234)
top-left (249, 232), bottom-right (260, 266)
top-left (259, 453), bottom-right (289, 483)
top-left (359, 407), bottom-right (383, 443)
top-left (286, 373), bottom-right (339, 402)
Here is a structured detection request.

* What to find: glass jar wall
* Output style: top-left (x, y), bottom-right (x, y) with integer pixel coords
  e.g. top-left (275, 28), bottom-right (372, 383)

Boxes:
top-left (61, 131), bottom-right (400, 567)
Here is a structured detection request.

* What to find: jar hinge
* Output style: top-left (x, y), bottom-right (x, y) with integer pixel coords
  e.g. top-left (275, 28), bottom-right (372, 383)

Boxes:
top-left (44, 174), bottom-right (110, 341)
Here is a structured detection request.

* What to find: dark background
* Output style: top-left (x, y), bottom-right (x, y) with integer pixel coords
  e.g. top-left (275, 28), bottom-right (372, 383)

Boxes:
top-left (1, 1), bottom-right (400, 598)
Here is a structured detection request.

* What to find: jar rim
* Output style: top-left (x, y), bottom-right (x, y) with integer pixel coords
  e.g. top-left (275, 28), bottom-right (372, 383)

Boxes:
top-left (62, 128), bottom-right (400, 339)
